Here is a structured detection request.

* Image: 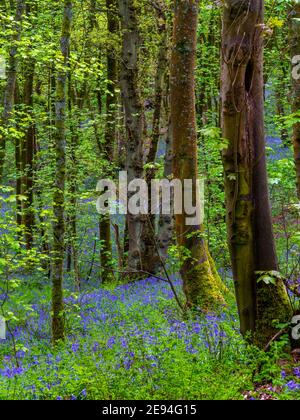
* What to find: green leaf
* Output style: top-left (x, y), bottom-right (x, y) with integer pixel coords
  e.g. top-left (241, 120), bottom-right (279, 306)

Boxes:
top-left (257, 275), bottom-right (277, 285)
top-left (227, 173), bottom-right (237, 181)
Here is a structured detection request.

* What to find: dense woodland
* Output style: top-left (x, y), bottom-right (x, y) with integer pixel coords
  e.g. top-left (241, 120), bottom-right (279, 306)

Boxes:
top-left (0, 0), bottom-right (300, 401)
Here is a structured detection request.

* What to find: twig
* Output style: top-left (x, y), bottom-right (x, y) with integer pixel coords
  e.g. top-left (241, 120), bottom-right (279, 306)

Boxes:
top-left (264, 327), bottom-right (289, 352)
top-left (145, 215), bottom-right (185, 313)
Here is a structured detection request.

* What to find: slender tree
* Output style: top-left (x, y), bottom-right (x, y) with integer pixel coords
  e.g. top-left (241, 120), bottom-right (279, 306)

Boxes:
top-left (15, 82), bottom-right (23, 232)
top-left (171, 0), bottom-right (225, 309)
top-left (158, 92), bottom-right (174, 261)
top-left (52, 0), bottom-right (72, 343)
top-left (140, 0), bottom-right (169, 274)
top-left (0, 0), bottom-right (24, 180)
top-left (21, 2), bottom-right (36, 250)
top-left (290, 0), bottom-right (300, 199)
top-left (118, 0), bottom-right (145, 274)
top-left (22, 57), bottom-right (35, 249)
top-left (221, 0), bottom-right (291, 345)
top-left (67, 75), bottom-right (80, 290)
top-left (99, 0), bottom-right (118, 283)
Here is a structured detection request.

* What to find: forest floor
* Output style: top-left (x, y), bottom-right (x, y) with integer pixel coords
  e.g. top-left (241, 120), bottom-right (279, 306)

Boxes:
top-left (0, 276), bottom-right (299, 400)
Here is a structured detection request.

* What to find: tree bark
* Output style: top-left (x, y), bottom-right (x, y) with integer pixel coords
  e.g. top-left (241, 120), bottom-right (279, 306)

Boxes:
top-left (140, 1), bottom-right (169, 274)
top-left (22, 2), bottom-right (36, 250)
top-left (67, 76), bottom-right (80, 291)
top-left (118, 0), bottom-right (145, 274)
top-left (171, 0), bottom-right (225, 309)
top-left (0, 0), bottom-right (24, 180)
top-left (99, 0), bottom-right (118, 283)
top-left (221, 0), bottom-right (292, 345)
top-left (22, 57), bottom-right (35, 250)
top-left (158, 115), bottom-right (174, 261)
top-left (52, 0), bottom-right (72, 344)
top-left (14, 82), bottom-right (23, 233)
top-left (290, 1), bottom-right (300, 199)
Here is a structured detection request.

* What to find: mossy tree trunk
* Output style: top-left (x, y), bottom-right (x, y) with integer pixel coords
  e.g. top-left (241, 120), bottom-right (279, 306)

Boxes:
top-left (221, 0), bottom-right (292, 346)
top-left (290, 0), bottom-right (300, 199)
top-left (171, 0), bottom-right (225, 310)
top-left (52, 0), bottom-right (72, 344)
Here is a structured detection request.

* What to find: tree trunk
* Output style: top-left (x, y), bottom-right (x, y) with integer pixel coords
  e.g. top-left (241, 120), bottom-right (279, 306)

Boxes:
top-left (221, 0), bottom-right (292, 345)
top-left (67, 76), bottom-right (80, 291)
top-left (52, 0), bottom-right (72, 344)
top-left (22, 3), bottom-right (36, 250)
top-left (275, 87), bottom-right (289, 147)
top-left (291, 1), bottom-right (300, 199)
top-left (0, 0), bottom-right (24, 180)
top-left (22, 58), bottom-right (35, 250)
top-left (171, 0), bottom-right (225, 310)
top-left (158, 115), bottom-right (174, 261)
top-left (99, 0), bottom-right (118, 283)
top-left (119, 0), bottom-right (145, 274)
top-left (140, 1), bottom-right (169, 274)
top-left (14, 82), bottom-right (23, 233)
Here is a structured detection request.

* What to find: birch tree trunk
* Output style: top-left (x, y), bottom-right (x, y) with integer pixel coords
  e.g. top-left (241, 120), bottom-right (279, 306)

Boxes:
top-left (221, 0), bottom-right (291, 345)
top-left (171, 0), bottom-right (225, 309)
top-left (52, 0), bottom-right (72, 343)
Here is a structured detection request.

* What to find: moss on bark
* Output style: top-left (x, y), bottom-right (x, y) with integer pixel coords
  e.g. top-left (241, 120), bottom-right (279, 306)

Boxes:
top-left (171, 1), bottom-right (226, 311)
top-left (254, 280), bottom-right (293, 348)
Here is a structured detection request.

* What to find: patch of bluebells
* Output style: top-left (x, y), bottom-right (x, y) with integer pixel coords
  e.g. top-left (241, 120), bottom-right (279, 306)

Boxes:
top-left (0, 276), bottom-right (244, 399)
top-left (281, 367), bottom-right (300, 394)
top-left (266, 136), bottom-right (293, 161)
top-left (0, 366), bottom-right (24, 379)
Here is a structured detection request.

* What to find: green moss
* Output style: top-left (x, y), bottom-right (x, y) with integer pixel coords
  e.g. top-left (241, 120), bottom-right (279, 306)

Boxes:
top-left (207, 248), bottom-right (230, 296)
top-left (182, 258), bottom-right (226, 311)
top-left (254, 280), bottom-right (293, 348)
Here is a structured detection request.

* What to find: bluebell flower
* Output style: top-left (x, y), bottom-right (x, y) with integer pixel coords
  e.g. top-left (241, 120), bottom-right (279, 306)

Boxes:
top-left (1, 366), bottom-right (24, 378)
top-left (71, 342), bottom-right (80, 353)
top-left (286, 381), bottom-right (300, 391)
top-left (293, 367), bottom-right (300, 378)
top-left (106, 336), bottom-right (116, 349)
top-left (92, 341), bottom-right (99, 352)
